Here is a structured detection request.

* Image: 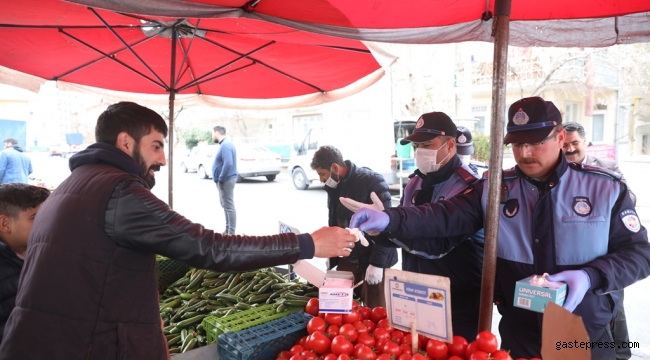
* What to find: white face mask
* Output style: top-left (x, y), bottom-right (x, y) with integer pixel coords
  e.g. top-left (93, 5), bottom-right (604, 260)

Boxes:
top-left (459, 154), bottom-right (471, 166)
top-left (324, 167), bottom-right (339, 188)
top-left (415, 141), bottom-right (450, 174)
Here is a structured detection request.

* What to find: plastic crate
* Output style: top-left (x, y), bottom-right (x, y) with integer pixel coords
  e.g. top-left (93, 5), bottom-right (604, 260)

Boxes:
top-left (218, 311), bottom-right (312, 360)
top-left (156, 257), bottom-right (191, 293)
top-left (203, 304), bottom-right (301, 344)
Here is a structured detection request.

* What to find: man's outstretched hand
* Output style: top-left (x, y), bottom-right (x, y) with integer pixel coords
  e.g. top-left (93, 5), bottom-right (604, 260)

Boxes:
top-left (350, 208), bottom-right (389, 233)
top-left (311, 227), bottom-right (358, 258)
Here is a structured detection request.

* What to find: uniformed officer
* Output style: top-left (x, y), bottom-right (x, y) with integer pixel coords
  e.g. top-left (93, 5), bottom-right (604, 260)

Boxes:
top-left (350, 96), bottom-right (650, 359)
top-left (456, 125), bottom-right (488, 177)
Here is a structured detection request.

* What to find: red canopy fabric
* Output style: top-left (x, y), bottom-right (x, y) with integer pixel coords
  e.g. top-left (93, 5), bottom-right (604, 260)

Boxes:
top-left (67, 0), bottom-right (650, 47)
top-left (0, 0), bottom-right (381, 98)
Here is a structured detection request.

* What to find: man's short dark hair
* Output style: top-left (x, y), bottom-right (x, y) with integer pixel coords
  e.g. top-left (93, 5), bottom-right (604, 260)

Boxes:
top-left (310, 145), bottom-right (344, 170)
top-left (3, 138), bottom-right (18, 146)
top-left (95, 102), bottom-right (168, 145)
top-left (213, 126), bottom-right (226, 135)
top-left (563, 122), bottom-right (586, 139)
top-left (0, 183), bottom-right (50, 218)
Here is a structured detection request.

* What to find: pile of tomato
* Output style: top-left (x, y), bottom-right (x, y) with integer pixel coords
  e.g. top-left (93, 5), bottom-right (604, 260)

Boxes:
top-left (275, 298), bottom-right (543, 360)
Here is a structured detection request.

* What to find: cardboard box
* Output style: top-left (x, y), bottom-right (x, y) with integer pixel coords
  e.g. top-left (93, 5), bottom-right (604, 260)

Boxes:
top-left (514, 275), bottom-right (566, 313)
top-left (292, 260), bottom-right (359, 314)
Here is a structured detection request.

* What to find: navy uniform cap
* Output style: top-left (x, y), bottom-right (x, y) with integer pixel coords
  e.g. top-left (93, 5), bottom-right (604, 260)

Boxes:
top-left (400, 112), bottom-right (457, 145)
top-left (504, 97), bottom-right (562, 145)
top-left (456, 126), bottom-right (474, 155)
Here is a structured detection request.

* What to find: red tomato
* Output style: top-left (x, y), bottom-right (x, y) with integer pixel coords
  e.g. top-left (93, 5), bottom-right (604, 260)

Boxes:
top-left (322, 354), bottom-right (338, 360)
top-left (448, 356), bottom-right (464, 360)
top-left (370, 307), bottom-right (388, 323)
top-left (469, 350), bottom-right (490, 360)
top-left (289, 345), bottom-right (304, 356)
top-left (362, 319), bottom-right (376, 333)
top-left (276, 350), bottom-right (291, 359)
top-left (402, 334), bottom-right (418, 349)
top-left (465, 341), bottom-right (478, 358)
top-left (372, 327), bottom-right (391, 342)
top-left (305, 298), bottom-right (320, 317)
top-left (491, 350), bottom-right (513, 360)
top-left (382, 341), bottom-right (402, 357)
top-left (289, 355), bottom-right (303, 360)
top-left (425, 339), bottom-right (448, 359)
top-left (399, 343), bottom-right (413, 355)
top-left (342, 309), bottom-right (361, 324)
top-left (338, 323), bottom-right (359, 343)
top-left (418, 334), bottom-right (429, 350)
top-left (475, 331), bottom-right (498, 354)
top-left (301, 350), bottom-right (318, 359)
top-left (337, 355), bottom-right (352, 360)
top-left (331, 335), bottom-right (354, 356)
top-left (307, 331), bottom-right (331, 354)
top-left (352, 321), bottom-right (369, 334)
top-left (356, 332), bottom-right (376, 348)
top-left (352, 301), bottom-right (361, 309)
top-left (325, 325), bottom-right (340, 340)
top-left (448, 335), bottom-right (468, 356)
top-left (390, 330), bottom-right (405, 345)
top-left (354, 345), bottom-right (378, 360)
top-left (299, 336), bottom-right (309, 349)
top-left (307, 317), bottom-right (327, 335)
top-left (375, 338), bottom-right (390, 353)
top-left (377, 355), bottom-right (392, 360)
top-left (359, 306), bottom-right (372, 320)
top-left (411, 354), bottom-right (428, 360)
top-left (376, 319), bottom-right (394, 331)
top-left (398, 354), bottom-right (413, 360)
top-left (324, 313), bottom-right (343, 326)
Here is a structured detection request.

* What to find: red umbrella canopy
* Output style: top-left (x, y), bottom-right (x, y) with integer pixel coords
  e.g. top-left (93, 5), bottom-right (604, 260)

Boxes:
top-left (0, 0), bottom-right (381, 98)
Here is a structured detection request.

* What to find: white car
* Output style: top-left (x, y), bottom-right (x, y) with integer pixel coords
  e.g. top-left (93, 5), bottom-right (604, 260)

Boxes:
top-left (180, 144), bottom-right (281, 182)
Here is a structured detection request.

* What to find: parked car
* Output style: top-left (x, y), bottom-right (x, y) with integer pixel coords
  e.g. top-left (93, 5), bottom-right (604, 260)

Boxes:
top-left (180, 144), bottom-right (281, 182)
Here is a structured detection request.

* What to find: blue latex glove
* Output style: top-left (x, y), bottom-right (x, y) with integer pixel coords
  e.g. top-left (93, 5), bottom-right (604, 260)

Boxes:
top-left (546, 270), bottom-right (591, 313)
top-left (365, 265), bottom-right (384, 285)
top-left (349, 208), bottom-right (389, 233)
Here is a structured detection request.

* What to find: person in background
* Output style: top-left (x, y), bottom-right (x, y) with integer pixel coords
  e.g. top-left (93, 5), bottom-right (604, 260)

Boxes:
top-left (0, 102), bottom-right (357, 359)
top-left (563, 121), bottom-right (634, 360)
top-left (311, 145), bottom-right (398, 308)
top-left (0, 183), bottom-right (49, 344)
top-left (344, 113), bottom-right (485, 340)
top-left (456, 125), bottom-right (488, 177)
top-left (0, 139), bottom-right (33, 184)
top-left (350, 97), bottom-right (650, 359)
top-left (211, 126), bottom-right (238, 235)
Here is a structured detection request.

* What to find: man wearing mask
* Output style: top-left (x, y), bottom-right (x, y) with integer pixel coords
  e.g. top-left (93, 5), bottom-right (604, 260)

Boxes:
top-left (350, 97), bottom-right (650, 359)
top-left (310, 145), bottom-right (398, 308)
top-left (342, 114), bottom-right (485, 340)
top-left (563, 121), bottom-right (634, 360)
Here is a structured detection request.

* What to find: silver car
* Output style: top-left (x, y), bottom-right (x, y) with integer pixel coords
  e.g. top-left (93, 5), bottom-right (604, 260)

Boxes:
top-left (180, 143), bottom-right (281, 182)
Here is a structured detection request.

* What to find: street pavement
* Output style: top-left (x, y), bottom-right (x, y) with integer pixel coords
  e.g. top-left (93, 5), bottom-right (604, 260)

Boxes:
top-left (26, 151), bottom-right (650, 358)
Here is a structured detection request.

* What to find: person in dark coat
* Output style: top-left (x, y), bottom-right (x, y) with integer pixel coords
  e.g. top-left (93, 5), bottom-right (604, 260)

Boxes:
top-left (0, 183), bottom-right (50, 343)
top-left (311, 145), bottom-right (398, 308)
top-left (0, 102), bottom-right (356, 360)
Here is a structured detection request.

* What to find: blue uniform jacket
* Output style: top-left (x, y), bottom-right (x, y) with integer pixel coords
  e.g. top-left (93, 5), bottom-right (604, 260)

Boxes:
top-left (383, 152), bottom-right (650, 353)
top-left (211, 137), bottom-right (238, 182)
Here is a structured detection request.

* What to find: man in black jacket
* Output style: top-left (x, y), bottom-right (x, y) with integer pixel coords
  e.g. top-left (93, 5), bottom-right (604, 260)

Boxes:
top-left (0, 183), bottom-right (50, 344)
top-left (311, 145), bottom-right (398, 308)
top-left (0, 102), bottom-right (357, 360)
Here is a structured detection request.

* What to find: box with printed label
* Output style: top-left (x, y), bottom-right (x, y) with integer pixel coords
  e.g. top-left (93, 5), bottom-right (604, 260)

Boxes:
top-left (291, 261), bottom-right (357, 314)
top-left (513, 275), bottom-right (567, 313)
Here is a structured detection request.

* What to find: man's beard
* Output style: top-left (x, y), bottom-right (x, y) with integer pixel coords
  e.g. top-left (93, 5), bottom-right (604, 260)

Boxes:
top-left (133, 145), bottom-right (159, 189)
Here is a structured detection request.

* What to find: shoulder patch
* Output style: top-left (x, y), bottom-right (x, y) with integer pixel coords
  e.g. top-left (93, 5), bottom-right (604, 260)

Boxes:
top-left (456, 166), bottom-right (478, 184)
top-left (620, 209), bottom-right (641, 233)
top-left (482, 167), bottom-right (517, 180)
top-left (569, 162), bottom-right (622, 181)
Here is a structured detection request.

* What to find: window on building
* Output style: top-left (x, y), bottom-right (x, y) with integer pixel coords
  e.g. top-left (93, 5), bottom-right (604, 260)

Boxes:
top-left (565, 102), bottom-right (579, 123)
top-left (592, 114), bottom-right (604, 142)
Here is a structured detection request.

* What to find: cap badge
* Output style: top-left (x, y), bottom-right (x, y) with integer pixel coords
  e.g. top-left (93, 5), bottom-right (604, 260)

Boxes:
top-left (458, 134), bottom-right (467, 144)
top-left (415, 117), bottom-right (424, 128)
top-left (513, 108), bottom-right (530, 125)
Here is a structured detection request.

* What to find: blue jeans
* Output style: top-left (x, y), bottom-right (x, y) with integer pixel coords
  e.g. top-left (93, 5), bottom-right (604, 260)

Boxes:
top-left (216, 178), bottom-right (237, 234)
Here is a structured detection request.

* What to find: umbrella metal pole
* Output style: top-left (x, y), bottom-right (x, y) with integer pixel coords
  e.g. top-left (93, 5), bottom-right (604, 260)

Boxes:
top-left (478, 0), bottom-right (511, 333)
top-left (168, 27), bottom-right (178, 209)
